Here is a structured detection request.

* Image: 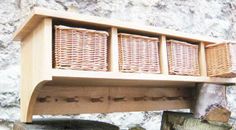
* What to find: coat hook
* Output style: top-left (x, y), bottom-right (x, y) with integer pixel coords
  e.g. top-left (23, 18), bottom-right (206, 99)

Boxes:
top-left (65, 96), bottom-right (79, 103)
top-left (112, 97), bottom-right (127, 102)
top-left (133, 96), bottom-right (148, 101)
top-left (90, 97), bottom-right (104, 103)
top-left (150, 97), bottom-right (162, 101)
top-left (37, 96), bottom-right (51, 103)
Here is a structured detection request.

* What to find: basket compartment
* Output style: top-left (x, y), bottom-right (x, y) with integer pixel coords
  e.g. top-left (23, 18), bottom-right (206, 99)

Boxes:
top-left (118, 33), bottom-right (160, 73)
top-left (206, 42), bottom-right (236, 77)
top-left (54, 25), bottom-right (108, 71)
top-left (167, 40), bottom-right (200, 76)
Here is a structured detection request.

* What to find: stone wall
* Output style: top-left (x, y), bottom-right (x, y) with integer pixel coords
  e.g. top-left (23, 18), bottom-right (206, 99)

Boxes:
top-left (1, 0), bottom-right (236, 129)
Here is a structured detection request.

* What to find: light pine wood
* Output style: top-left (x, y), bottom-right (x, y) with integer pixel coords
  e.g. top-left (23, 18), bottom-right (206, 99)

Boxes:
top-left (108, 27), bottom-right (119, 72)
top-left (14, 8), bottom-right (228, 44)
top-left (20, 29), bottom-right (33, 123)
top-left (33, 86), bottom-right (193, 115)
top-left (160, 35), bottom-right (169, 75)
top-left (15, 13), bottom-right (44, 41)
top-left (20, 18), bottom-right (52, 122)
top-left (199, 42), bottom-right (207, 76)
top-left (51, 69), bottom-right (236, 85)
top-left (13, 8), bottom-right (236, 123)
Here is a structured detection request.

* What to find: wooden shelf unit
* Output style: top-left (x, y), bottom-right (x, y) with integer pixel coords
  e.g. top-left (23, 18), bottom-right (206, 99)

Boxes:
top-left (14, 8), bottom-right (235, 122)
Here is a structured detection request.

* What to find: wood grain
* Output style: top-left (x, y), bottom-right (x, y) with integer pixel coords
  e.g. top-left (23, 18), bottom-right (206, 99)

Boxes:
top-left (20, 18), bottom-right (52, 122)
top-left (199, 42), bottom-right (207, 76)
top-left (33, 86), bottom-right (193, 115)
top-left (160, 35), bottom-right (169, 75)
top-left (14, 7), bottom-right (228, 44)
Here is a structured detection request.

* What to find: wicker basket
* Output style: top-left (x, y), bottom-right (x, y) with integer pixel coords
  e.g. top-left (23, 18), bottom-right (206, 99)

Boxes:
top-left (167, 40), bottom-right (200, 76)
top-left (118, 33), bottom-right (160, 73)
top-left (206, 42), bottom-right (236, 77)
top-left (54, 25), bottom-right (108, 71)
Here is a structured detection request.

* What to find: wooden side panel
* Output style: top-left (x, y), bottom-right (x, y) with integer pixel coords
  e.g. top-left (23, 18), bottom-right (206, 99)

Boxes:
top-left (21, 30), bottom-right (34, 122)
top-left (32, 18), bottom-right (52, 87)
top-left (33, 86), bottom-right (193, 115)
top-left (20, 18), bottom-right (52, 122)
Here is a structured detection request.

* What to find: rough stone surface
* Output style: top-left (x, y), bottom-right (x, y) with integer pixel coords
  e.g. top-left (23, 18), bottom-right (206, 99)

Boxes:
top-left (1, 0), bottom-right (236, 130)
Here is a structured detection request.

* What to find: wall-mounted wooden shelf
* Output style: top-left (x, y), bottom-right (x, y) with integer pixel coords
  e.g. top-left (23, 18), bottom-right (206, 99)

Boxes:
top-left (14, 8), bottom-right (235, 122)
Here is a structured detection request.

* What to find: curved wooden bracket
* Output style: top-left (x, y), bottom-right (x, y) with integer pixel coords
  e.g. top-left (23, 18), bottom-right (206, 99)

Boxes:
top-left (21, 81), bottom-right (48, 122)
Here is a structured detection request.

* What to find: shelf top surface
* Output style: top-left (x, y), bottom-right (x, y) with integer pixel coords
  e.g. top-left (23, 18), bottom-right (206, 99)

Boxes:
top-left (13, 7), bottom-right (229, 43)
top-left (49, 69), bottom-right (236, 87)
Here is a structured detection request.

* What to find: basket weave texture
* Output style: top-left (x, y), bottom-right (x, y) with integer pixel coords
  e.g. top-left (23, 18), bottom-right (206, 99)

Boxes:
top-left (54, 25), bottom-right (108, 71)
top-left (206, 42), bottom-right (236, 77)
top-left (118, 33), bottom-right (160, 73)
top-left (167, 40), bottom-right (200, 76)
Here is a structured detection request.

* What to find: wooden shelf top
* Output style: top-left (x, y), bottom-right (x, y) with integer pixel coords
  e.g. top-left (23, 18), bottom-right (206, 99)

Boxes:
top-left (14, 7), bottom-right (229, 43)
top-left (48, 69), bottom-right (236, 87)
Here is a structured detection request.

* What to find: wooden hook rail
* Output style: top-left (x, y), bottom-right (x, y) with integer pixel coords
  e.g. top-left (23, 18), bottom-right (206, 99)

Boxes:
top-left (37, 95), bottom-right (191, 104)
